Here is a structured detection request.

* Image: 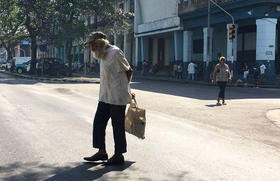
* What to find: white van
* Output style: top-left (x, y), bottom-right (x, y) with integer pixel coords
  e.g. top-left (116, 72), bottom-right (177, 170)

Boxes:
top-left (13, 57), bottom-right (31, 73)
top-left (13, 57), bottom-right (31, 65)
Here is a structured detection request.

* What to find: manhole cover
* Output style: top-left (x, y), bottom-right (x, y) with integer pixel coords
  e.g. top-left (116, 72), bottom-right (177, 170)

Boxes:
top-left (266, 109), bottom-right (280, 128)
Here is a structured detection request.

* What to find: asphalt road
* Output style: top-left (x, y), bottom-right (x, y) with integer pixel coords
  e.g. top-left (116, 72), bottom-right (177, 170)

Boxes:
top-left (0, 72), bottom-right (280, 181)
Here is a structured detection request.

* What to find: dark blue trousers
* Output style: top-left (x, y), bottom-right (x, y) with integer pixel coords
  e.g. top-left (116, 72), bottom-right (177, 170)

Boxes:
top-left (217, 81), bottom-right (227, 99)
top-left (92, 102), bottom-right (127, 154)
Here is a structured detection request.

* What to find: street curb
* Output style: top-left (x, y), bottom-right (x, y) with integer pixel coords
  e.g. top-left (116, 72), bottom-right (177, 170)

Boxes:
top-left (0, 70), bottom-right (100, 84)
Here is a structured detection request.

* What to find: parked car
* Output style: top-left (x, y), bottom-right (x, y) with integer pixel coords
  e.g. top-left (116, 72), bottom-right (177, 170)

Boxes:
top-left (25, 59), bottom-right (40, 73)
top-left (13, 57), bottom-right (31, 74)
top-left (38, 58), bottom-right (69, 76)
top-left (0, 60), bottom-right (7, 70)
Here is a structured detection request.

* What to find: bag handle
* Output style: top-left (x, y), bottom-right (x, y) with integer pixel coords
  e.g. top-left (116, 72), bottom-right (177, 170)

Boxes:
top-left (131, 97), bottom-right (138, 108)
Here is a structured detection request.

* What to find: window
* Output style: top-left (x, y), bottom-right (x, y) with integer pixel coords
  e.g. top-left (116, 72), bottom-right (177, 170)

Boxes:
top-left (193, 39), bottom-right (203, 54)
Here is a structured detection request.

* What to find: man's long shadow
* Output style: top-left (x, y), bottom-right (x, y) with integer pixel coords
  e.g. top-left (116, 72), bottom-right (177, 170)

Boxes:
top-left (205, 104), bottom-right (222, 107)
top-left (0, 161), bottom-right (135, 181)
top-left (45, 161), bottom-right (135, 181)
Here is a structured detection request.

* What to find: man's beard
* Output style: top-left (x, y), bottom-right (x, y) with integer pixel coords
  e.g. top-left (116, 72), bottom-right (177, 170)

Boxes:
top-left (93, 46), bottom-right (108, 60)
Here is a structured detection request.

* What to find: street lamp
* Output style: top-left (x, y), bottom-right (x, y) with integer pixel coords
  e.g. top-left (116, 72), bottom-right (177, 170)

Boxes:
top-left (205, 0), bottom-right (211, 81)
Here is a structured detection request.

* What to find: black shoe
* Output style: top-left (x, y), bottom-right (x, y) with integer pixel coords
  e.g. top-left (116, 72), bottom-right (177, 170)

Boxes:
top-left (84, 152), bottom-right (108, 162)
top-left (104, 154), bottom-right (124, 166)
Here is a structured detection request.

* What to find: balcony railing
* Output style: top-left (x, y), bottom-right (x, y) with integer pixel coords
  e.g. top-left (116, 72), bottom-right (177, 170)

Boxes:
top-left (178, 0), bottom-right (235, 14)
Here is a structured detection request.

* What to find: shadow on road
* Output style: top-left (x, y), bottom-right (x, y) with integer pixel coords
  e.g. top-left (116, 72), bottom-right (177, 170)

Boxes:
top-left (0, 161), bottom-right (135, 181)
top-left (1, 72), bottom-right (280, 100)
top-left (205, 104), bottom-right (222, 107)
top-left (0, 72), bottom-right (96, 85)
top-left (130, 79), bottom-right (280, 100)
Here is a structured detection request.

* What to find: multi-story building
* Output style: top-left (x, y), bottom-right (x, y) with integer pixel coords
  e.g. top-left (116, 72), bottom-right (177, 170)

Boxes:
top-left (179, 0), bottom-right (280, 83)
top-left (134, 0), bottom-right (182, 74)
top-left (114, 0), bottom-right (135, 66)
top-left (135, 0), bottom-right (280, 83)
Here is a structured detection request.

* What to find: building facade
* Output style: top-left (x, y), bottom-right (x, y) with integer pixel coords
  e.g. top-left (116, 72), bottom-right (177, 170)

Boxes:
top-left (134, 0), bottom-right (280, 83)
top-left (179, 0), bottom-right (280, 83)
top-left (114, 0), bottom-right (135, 67)
top-left (134, 0), bottom-right (182, 75)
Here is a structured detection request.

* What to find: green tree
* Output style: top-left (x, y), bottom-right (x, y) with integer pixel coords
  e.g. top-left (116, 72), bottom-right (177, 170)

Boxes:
top-left (84, 0), bottom-right (133, 40)
top-left (0, 0), bottom-right (26, 61)
top-left (53, 0), bottom-right (133, 76)
top-left (52, 0), bottom-right (88, 76)
top-left (17, 0), bottom-right (55, 74)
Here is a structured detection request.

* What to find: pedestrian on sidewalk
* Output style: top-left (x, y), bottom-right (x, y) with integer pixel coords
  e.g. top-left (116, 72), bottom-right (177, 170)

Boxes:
top-left (142, 60), bottom-right (148, 76)
top-left (83, 31), bottom-right (134, 165)
top-left (36, 61), bottom-right (41, 76)
top-left (212, 56), bottom-right (232, 105)
top-left (187, 61), bottom-right (196, 80)
top-left (253, 63), bottom-right (260, 86)
top-left (91, 62), bottom-right (96, 73)
top-left (259, 61), bottom-right (266, 85)
top-left (177, 63), bottom-right (183, 79)
top-left (173, 62), bottom-right (178, 78)
top-left (242, 62), bottom-right (249, 84)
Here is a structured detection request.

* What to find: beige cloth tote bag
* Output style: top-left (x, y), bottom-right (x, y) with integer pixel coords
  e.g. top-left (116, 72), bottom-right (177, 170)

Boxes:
top-left (125, 98), bottom-right (146, 139)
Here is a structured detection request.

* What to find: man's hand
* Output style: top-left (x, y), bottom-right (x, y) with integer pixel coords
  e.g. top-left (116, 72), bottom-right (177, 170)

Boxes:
top-left (131, 92), bottom-right (136, 99)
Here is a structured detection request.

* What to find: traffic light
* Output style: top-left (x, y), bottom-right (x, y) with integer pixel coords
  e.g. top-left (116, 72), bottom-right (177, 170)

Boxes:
top-left (228, 24), bottom-right (236, 40)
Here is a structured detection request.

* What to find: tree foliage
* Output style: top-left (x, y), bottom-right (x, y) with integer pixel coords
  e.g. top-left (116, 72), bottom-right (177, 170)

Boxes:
top-left (53, 0), bottom-right (133, 75)
top-left (18, 0), bottom-right (55, 41)
top-left (0, 0), bottom-right (26, 60)
top-left (51, 0), bottom-right (88, 75)
top-left (84, 0), bottom-right (133, 38)
top-left (0, 0), bottom-right (133, 75)
top-left (17, 0), bottom-right (56, 73)
top-left (52, 0), bottom-right (87, 45)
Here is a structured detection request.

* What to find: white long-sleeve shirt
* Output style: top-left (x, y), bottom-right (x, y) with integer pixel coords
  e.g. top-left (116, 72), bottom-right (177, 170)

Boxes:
top-left (188, 63), bottom-right (196, 74)
top-left (99, 45), bottom-right (132, 105)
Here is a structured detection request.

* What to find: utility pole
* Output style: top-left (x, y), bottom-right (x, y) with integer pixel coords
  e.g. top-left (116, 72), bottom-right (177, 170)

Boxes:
top-left (84, 47), bottom-right (88, 77)
top-left (205, 0), bottom-right (211, 81)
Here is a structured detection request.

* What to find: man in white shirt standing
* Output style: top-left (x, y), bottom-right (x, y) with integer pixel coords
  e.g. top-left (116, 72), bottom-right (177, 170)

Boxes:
top-left (259, 61), bottom-right (266, 84)
top-left (187, 61), bottom-right (196, 80)
top-left (83, 31), bottom-right (134, 165)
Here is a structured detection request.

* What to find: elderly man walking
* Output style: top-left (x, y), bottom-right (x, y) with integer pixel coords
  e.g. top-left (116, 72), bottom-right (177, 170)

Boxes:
top-left (83, 31), bottom-right (134, 165)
